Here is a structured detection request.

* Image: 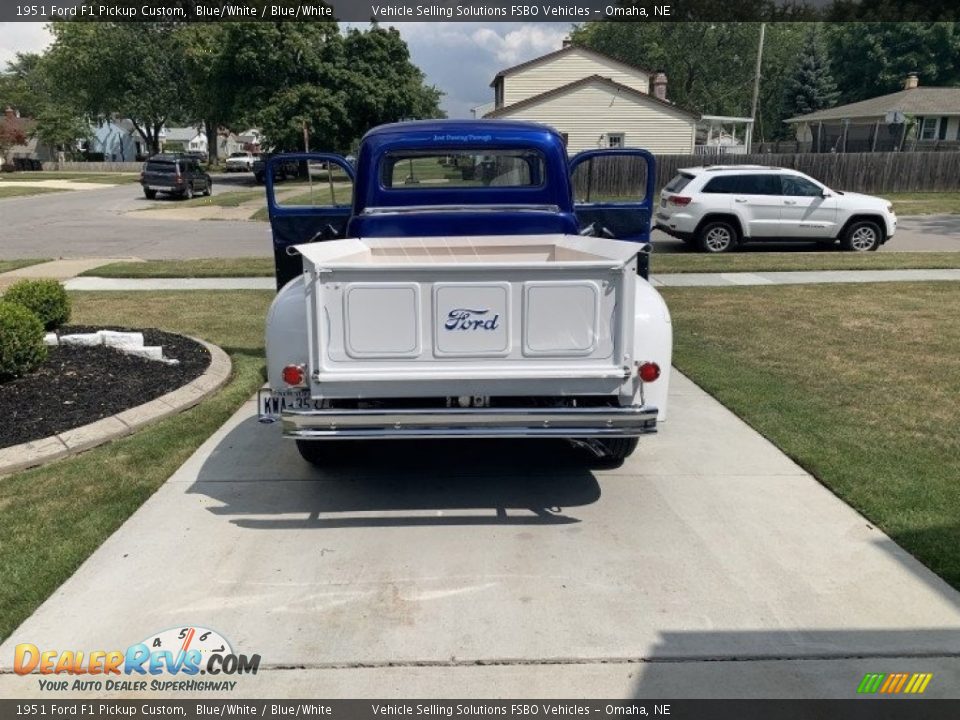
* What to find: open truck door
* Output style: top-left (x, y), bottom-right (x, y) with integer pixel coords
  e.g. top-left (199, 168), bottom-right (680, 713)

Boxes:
top-left (569, 148), bottom-right (656, 280)
top-left (266, 153), bottom-right (356, 289)
top-left (569, 148), bottom-right (656, 241)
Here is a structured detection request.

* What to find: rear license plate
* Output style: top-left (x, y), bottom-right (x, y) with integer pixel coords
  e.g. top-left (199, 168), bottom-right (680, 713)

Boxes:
top-left (258, 389), bottom-right (324, 422)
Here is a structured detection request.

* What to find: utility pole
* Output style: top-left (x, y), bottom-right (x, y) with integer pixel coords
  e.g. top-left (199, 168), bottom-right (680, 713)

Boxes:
top-left (749, 22), bottom-right (766, 151)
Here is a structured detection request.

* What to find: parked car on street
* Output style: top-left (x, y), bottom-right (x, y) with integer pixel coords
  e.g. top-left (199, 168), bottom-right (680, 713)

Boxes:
top-left (655, 166), bottom-right (897, 252)
top-left (259, 120), bottom-right (670, 466)
top-left (224, 151), bottom-right (257, 172)
top-left (140, 154), bottom-right (212, 200)
top-left (253, 154), bottom-right (299, 183)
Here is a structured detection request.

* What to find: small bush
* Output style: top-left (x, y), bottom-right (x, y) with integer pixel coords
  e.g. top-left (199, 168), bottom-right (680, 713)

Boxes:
top-left (3, 279), bottom-right (71, 330)
top-left (0, 301), bottom-right (46, 380)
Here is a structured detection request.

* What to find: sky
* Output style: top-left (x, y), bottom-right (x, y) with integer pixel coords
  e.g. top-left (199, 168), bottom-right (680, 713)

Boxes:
top-left (0, 21), bottom-right (574, 117)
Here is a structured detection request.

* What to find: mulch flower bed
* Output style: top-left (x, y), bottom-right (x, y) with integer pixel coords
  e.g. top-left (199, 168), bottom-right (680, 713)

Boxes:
top-left (1, 326), bottom-right (210, 450)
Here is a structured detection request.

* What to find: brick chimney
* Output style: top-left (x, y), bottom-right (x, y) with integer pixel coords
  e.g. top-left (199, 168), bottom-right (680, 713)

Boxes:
top-left (904, 73), bottom-right (919, 90)
top-left (652, 72), bottom-right (668, 101)
top-left (562, 37), bottom-right (572, 48)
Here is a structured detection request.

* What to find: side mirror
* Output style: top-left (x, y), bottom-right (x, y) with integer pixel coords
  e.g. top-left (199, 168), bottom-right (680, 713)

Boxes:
top-left (821, 190), bottom-right (832, 198)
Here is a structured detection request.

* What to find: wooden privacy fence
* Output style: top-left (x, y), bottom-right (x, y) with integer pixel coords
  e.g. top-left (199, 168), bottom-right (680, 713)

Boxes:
top-left (573, 152), bottom-right (960, 197)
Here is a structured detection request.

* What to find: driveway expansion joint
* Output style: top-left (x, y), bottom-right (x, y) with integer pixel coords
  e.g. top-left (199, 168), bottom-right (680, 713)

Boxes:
top-left (0, 338), bottom-right (231, 477)
top-left (254, 651), bottom-right (960, 671)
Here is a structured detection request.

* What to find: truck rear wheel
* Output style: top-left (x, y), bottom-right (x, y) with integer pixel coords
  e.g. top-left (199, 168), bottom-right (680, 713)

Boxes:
top-left (596, 437), bottom-right (639, 462)
top-left (572, 437), bottom-right (639, 464)
top-left (296, 440), bottom-right (351, 466)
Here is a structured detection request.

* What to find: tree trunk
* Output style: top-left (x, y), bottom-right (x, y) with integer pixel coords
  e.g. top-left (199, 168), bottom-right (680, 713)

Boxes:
top-left (205, 120), bottom-right (218, 162)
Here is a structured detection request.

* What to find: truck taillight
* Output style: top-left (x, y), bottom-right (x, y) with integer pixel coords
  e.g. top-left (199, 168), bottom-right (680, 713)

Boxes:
top-left (282, 364), bottom-right (306, 387)
top-left (638, 362), bottom-right (661, 383)
top-left (668, 196), bottom-right (692, 206)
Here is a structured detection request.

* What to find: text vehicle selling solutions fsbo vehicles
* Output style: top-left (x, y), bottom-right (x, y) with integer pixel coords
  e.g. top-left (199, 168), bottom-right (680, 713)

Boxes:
top-left (259, 120), bottom-right (672, 465)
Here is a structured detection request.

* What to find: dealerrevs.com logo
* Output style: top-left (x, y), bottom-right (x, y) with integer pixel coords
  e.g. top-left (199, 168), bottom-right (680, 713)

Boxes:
top-left (13, 626), bottom-right (260, 693)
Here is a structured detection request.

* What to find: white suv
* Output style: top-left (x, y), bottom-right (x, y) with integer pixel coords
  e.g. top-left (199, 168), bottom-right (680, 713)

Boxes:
top-left (655, 166), bottom-right (897, 253)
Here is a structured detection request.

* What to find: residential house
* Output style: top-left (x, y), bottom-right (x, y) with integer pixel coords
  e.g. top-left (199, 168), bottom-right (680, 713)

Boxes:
top-left (483, 42), bottom-right (699, 154)
top-left (160, 126), bottom-right (207, 156)
top-left (2, 107), bottom-right (42, 167)
top-left (785, 74), bottom-right (960, 152)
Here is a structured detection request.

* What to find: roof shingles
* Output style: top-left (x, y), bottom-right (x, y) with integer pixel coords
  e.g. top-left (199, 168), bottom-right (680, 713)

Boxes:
top-left (786, 87), bottom-right (960, 123)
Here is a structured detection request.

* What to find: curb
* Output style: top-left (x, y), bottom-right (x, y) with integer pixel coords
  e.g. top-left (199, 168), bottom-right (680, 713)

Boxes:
top-left (0, 338), bottom-right (232, 477)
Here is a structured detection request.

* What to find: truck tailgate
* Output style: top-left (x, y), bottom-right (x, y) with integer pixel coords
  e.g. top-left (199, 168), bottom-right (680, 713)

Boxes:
top-left (295, 235), bottom-right (641, 396)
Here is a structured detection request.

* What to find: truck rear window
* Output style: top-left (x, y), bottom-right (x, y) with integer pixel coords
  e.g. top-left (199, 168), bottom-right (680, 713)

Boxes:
top-left (145, 161), bottom-right (176, 174)
top-left (380, 150), bottom-right (544, 189)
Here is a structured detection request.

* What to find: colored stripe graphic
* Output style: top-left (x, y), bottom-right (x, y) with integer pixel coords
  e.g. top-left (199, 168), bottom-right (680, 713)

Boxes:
top-left (858, 672), bottom-right (932, 694)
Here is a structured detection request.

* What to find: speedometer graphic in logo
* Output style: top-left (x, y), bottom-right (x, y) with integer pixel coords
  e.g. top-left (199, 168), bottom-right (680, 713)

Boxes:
top-left (141, 626), bottom-right (232, 666)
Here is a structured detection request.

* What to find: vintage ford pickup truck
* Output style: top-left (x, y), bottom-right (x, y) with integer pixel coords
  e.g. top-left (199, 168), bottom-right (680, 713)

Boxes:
top-left (259, 120), bottom-right (671, 465)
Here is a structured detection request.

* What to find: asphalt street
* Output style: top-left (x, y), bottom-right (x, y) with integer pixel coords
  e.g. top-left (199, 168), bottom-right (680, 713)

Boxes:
top-left (1, 178), bottom-right (959, 258)
top-left (2, 373), bottom-right (958, 698)
top-left (0, 175), bottom-right (270, 259)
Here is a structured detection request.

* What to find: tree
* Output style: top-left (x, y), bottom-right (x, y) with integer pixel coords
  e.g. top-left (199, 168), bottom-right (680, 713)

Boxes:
top-left (0, 113), bottom-right (27, 164)
top-left (1, 52), bottom-right (89, 156)
top-left (570, 22), bottom-right (810, 142)
top-left (45, 21), bottom-right (193, 154)
top-left (825, 23), bottom-right (960, 104)
top-left (204, 23), bottom-right (443, 153)
top-left (0, 53), bottom-right (48, 118)
top-left (781, 26), bottom-right (839, 121)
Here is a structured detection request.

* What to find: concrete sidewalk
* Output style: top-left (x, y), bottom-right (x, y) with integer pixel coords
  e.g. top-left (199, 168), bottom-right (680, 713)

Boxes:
top-left (0, 258), bottom-right (137, 290)
top-left (63, 267), bottom-right (960, 291)
top-left (2, 372), bottom-right (958, 698)
top-left (650, 267), bottom-right (960, 287)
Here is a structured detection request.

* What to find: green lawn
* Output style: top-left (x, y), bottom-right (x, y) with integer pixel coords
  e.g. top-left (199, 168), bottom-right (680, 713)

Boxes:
top-left (142, 189), bottom-right (264, 209)
top-left (0, 171), bottom-right (140, 184)
top-left (663, 282), bottom-right (960, 591)
top-left (0, 259), bottom-right (50, 274)
top-left (885, 191), bottom-right (960, 216)
top-left (652, 251), bottom-right (960, 274)
top-left (0, 186), bottom-right (70, 199)
top-left (249, 184), bottom-right (353, 221)
top-left (84, 258), bottom-right (275, 278)
top-left (83, 251), bottom-right (960, 279)
top-left (0, 290), bottom-right (273, 642)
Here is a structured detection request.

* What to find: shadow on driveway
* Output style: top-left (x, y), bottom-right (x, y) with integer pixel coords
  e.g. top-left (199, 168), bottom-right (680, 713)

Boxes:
top-left (188, 415), bottom-right (603, 530)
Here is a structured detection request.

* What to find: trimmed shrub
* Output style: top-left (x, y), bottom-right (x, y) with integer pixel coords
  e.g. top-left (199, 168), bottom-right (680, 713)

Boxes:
top-left (0, 301), bottom-right (46, 380)
top-left (3, 279), bottom-right (71, 330)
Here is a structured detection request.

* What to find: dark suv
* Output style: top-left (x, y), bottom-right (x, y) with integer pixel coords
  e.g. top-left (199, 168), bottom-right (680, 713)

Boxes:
top-left (140, 154), bottom-right (212, 200)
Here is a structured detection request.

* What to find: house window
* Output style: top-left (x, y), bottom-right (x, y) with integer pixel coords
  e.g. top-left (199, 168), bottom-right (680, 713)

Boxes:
top-left (607, 133), bottom-right (625, 148)
top-left (919, 117), bottom-right (938, 141)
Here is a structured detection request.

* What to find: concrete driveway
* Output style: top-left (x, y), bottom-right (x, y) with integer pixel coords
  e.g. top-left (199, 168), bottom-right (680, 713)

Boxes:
top-left (2, 373), bottom-right (958, 698)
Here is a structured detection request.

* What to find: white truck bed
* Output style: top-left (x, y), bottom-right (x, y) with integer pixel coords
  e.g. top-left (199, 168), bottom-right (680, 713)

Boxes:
top-left (294, 234), bottom-right (642, 398)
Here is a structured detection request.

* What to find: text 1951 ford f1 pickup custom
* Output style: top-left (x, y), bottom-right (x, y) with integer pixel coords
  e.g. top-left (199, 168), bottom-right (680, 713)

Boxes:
top-left (259, 120), bottom-right (671, 465)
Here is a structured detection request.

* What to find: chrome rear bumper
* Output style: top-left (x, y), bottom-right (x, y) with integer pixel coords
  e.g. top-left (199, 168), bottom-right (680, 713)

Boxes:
top-left (280, 405), bottom-right (658, 440)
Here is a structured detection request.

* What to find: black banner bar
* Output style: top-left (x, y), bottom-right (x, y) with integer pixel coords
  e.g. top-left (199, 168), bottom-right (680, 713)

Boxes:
top-left (3, 0), bottom-right (960, 23)
top-left (3, 700), bottom-right (960, 720)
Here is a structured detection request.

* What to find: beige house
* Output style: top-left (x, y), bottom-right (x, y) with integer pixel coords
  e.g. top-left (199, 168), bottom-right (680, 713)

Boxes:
top-left (785, 74), bottom-right (960, 152)
top-left (484, 44), bottom-right (698, 154)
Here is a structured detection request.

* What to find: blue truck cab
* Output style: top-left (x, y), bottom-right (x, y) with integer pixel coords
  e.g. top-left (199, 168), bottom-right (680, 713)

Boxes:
top-left (265, 119), bottom-right (656, 289)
